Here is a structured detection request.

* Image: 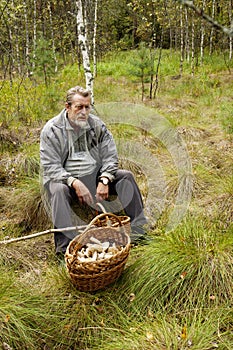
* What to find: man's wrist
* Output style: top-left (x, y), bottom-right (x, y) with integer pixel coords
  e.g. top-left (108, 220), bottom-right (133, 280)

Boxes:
top-left (99, 177), bottom-right (109, 186)
top-left (67, 176), bottom-right (77, 188)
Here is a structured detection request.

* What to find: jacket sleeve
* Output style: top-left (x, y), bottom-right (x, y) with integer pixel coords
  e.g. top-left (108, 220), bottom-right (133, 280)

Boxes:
top-left (97, 124), bottom-right (119, 181)
top-left (40, 123), bottom-right (70, 185)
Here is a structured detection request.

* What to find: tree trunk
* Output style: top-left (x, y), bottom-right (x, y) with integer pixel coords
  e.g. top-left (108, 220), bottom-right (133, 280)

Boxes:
top-left (229, 0), bottom-right (232, 60)
top-left (48, 1), bottom-right (58, 73)
top-left (179, 5), bottom-right (184, 76)
top-left (191, 13), bottom-right (195, 76)
top-left (184, 7), bottom-right (190, 62)
top-left (93, 0), bottom-right (98, 78)
top-left (200, 0), bottom-right (206, 64)
top-left (23, 0), bottom-right (30, 76)
top-left (32, 0), bottom-right (37, 72)
top-left (153, 30), bottom-right (163, 99)
top-left (75, 0), bottom-right (94, 103)
top-left (209, 0), bottom-right (216, 56)
top-left (5, 3), bottom-right (14, 82)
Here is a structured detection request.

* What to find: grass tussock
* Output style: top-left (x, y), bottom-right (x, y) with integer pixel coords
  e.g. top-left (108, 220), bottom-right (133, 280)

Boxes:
top-left (118, 217), bottom-right (233, 313)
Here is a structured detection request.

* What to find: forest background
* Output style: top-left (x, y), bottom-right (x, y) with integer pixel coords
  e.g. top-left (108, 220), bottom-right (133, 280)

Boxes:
top-left (0, 0), bottom-right (233, 349)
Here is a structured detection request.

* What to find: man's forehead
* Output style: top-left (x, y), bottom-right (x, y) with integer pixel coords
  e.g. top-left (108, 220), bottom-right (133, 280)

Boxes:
top-left (72, 94), bottom-right (90, 104)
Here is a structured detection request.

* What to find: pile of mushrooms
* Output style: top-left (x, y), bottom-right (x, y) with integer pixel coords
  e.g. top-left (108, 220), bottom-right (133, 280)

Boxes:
top-left (76, 236), bottom-right (122, 263)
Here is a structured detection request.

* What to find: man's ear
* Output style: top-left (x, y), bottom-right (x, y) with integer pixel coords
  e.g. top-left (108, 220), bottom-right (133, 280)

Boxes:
top-left (65, 102), bottom-right (70, 110)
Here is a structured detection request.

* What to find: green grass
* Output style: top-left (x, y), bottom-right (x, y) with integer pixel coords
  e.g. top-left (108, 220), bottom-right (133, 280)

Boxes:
top-left (0, 50), bottom-right (233, 349)
top-left (118, 216), bottom-right (233, 312)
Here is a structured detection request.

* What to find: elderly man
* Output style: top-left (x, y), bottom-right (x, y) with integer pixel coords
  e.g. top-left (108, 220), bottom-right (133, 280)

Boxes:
top-left (40, 86), bottom-right (148, 255)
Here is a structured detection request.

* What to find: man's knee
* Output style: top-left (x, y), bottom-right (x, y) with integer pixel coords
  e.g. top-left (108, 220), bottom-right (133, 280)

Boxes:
top-left (49, 182), bottom-right (70, 200)
top-left (116, 169), bottom-right (135, 182)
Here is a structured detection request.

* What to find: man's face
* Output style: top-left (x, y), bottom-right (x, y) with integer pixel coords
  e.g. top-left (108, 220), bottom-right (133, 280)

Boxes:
top-left (66, 93), bottom-right (91, 128)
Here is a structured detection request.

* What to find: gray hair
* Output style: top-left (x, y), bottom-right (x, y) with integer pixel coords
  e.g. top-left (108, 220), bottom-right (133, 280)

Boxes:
top-left (66, 86), bottom-right (91, 105)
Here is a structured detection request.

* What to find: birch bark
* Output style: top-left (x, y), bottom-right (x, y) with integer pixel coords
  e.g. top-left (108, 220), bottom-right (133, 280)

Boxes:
top-left (200, 0), bottom-right (206, 64)
top-left (23, 0), bottom-right (30, 76)
top-left (180, 4), bottom-right (184, 76)
top-left (93, 0), bottom-right (98, 78)
top-left (75, 0), bottom-right (94, 103)
top-left (32, 0), bottom-right (37, 72)
top-left (48, 1), bottom-right (58, 73)
top-left (229, 0), bottom-right (232, 59)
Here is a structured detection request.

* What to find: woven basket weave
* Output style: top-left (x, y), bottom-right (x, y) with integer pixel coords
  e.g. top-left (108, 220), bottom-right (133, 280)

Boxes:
top-left (65, 213), bottom-right (131, 291)
top-left (94, 202), bottom-right (131, 235)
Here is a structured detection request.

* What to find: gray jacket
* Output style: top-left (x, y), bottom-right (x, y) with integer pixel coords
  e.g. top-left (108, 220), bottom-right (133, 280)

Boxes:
top-left (40, 109), bottom-right (118, 186)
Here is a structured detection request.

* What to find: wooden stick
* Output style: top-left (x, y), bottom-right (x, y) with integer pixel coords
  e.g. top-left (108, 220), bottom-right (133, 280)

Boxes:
top-left (0, 225), bottom-right (90, 245)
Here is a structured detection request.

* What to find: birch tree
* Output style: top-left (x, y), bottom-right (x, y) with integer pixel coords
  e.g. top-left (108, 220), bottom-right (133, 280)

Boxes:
top-left (209, 0), bottom-right (216, 55)
top-left (93, 0), bottom-right (98, 78)
top-left (184, 7), bottom-right (190, 61)
top-left (200, 0), bottom-right (206, 64)
top-left (32, 0), bottom-right (37, 72)
top-left (48, 1), bottom-right (58, 73)
top-left (179, 4), bottom-right (184, 76)
top-left (228, 0), bottom-right (232, 59)
top-left (191, 12), bottom-right (195, 76)
top-left (23, 0), bottom-right (30, 76)
top-left (75, 0), bottom-right (94, 103)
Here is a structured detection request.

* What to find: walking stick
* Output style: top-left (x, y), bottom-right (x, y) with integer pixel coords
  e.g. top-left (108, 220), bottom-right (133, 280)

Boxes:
top-left (0, 225), bottom-right (89, 245)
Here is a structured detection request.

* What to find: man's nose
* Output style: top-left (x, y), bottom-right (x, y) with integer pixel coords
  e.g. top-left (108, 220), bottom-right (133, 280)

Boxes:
top-left (81, 106), bottom-right (89, 112)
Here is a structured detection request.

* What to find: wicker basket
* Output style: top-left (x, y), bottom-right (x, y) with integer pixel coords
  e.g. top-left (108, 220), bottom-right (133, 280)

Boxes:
top-left (95, 202), bottom-right (131, 236)
top-left (65, 213), bottom-right (131, 292)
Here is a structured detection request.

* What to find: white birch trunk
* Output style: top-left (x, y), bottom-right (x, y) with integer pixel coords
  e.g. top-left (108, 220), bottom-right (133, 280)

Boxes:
top-left (76, 0), bottom-right (94, 103)
top-left (200, 0), bottom-right (206, 64)
top-left (48, 1), bottom-right (58, 73)
top-left (209, 0), bottom-right (216, 55)
top-left (23, 0), bottom-right (30, 76)
top-left (32, 0), bottom-right (37, 72)
top-left (180, 5), bottom-right (184, 76)
top-left (185, 7), bottom-right (190, 62)
top-left (6, 2), bottom-right (14, 76)
top-left (229, 0), bottom-right (232, 60)
top-left (93, 0), bottom-right (98, 78)
top-left (191, 14), bottom-right (195, 76)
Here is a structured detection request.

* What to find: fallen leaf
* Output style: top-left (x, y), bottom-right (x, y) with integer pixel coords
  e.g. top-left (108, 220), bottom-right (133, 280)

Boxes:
top-left (4, 315), bottom-right (10, 322)
top-left (180, 271), bottom-right (187, 279)
top-left (181, 325), bottom-right (187, 339)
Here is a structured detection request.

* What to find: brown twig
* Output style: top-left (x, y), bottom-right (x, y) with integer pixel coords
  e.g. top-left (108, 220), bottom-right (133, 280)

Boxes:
top-left (0, 225), bottom-right (89, 245)
top-left (176, 0), bottom-right (233, 37)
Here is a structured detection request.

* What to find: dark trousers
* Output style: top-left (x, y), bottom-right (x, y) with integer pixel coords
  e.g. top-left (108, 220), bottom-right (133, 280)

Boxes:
top-left (47, 170), bottom-right (147, 254)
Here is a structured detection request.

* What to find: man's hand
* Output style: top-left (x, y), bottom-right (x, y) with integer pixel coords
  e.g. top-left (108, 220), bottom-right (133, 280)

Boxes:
top-left (72, 179), bottom-right (93, 205)
top-left (96, 182), bottom-right (109, 202)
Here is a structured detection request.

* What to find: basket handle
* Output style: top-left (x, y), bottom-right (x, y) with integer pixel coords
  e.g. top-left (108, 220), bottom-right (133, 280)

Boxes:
top-left (82, 212), bottom-right (123, 235)
top-left (96, 202), bottom-right (107, 213)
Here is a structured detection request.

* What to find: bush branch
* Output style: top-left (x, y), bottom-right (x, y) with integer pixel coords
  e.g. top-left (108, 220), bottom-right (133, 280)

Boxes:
top-left (176, 0), bottom-right (233, 37)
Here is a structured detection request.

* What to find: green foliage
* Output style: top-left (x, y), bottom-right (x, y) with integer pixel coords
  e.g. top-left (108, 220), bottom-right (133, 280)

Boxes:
top-left (32, 37), bottom-right (57, 85)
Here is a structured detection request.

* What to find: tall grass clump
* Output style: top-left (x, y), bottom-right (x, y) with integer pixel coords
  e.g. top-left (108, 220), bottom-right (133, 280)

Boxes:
top-left (118, 215), bottom-right (233, 314)
top-left (92, 307), bottom-right (233, 350)
top-left (0, 270), bottom-right (49, 349)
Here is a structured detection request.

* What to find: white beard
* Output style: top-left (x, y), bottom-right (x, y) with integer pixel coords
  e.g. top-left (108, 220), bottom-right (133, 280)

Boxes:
top-left (73, 119), bottom-right (88, 128)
